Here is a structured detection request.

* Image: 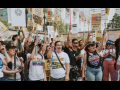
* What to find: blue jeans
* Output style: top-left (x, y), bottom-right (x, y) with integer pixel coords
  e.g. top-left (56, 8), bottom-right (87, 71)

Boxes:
top-left (86, 66), bottom-right (102, 81)
top-left (0, 77), bottom-right (4, 81)
top-left (4, 79), bottom-right (21, 81)
top-left (28, 78), bottom-right (44, 81)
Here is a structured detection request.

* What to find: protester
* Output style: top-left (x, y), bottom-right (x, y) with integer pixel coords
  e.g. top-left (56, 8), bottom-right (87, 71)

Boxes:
top-left (0, 41), bottom-right (5, 81)
top-left (2, 42), bottom-right (24, 81)
top-left (64, 25), bottom-right (91, 81)
top-left (27, 41), bottom-right (47, 81)
top-left (82, 29), bottom-right (106, 81)
top-left (102, 41), bottom-right (116, 81)
top-left (47, 41), bottom-right (70, 81)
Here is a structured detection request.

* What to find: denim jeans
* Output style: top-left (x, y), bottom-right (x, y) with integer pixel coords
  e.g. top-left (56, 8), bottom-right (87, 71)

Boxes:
top-left (4, 79), bottom-right (21, 81)
top-left (28, 78), bottom-right (44, 81)
top-left (0, 77), bottom-right (4, 81)
top-left (86, 66), bottom-right (102, 81)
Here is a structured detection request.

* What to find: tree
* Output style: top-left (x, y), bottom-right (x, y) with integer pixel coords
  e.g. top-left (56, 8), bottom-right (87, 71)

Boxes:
top-left (107, 13), bottom-right (120, 29)
top-left (0, 18), bottom-right (11, 27)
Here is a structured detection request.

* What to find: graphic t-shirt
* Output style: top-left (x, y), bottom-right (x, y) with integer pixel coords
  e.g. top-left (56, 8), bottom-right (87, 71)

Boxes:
top-left (29, 54), bottom-right (45, 80)
top-left (87, 51), bottom-right (101, 68)
top-left (103, 49), bottom-right (116, 61)
top-left (0, 53), bottom-right (5, 77)
top-left (51, 52), bottom-right (70, 79)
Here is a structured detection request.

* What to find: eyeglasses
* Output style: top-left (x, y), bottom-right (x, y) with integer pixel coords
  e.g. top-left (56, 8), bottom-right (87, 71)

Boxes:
top-left (73, 42), bottom-right (78, 44)
top-left (56, 45), bottom-right (62, 46)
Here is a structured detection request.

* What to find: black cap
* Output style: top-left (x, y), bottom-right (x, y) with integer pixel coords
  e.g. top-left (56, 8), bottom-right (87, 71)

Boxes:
top-left (6, 42), bottom-right (16, 50)
top-left (12, 34), bottom-right (18, 41)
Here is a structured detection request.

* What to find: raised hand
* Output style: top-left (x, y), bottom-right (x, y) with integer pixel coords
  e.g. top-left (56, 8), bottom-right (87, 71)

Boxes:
top-left (88, 31), bottom-right (91, 37)
top-left (69, 25), bottom-right (72, 30)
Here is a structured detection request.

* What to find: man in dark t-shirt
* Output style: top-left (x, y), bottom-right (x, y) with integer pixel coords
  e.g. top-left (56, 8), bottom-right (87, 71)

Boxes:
top-left (64, 25), bottom-right (91, 81)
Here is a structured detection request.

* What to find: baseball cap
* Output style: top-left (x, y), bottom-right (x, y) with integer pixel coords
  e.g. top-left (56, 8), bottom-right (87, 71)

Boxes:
top-left (12, 34), bottom-right (18, 41)
top-left (6, 42), bottom-right (17, 50)
top-left (106, 41), bottom-right (112, 45)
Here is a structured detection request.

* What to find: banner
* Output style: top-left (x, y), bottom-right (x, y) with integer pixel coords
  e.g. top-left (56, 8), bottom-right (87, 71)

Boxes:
top-left (96, 30), bottom-right (102, 42)
top-left (57, 15), bottom-right (60, 25)
top-left (55, 35), bottom-right (64, 41)
top-left (0, 29), bottom-right (11, 41)
top-left (13, 27), bottom-right (23, 30)
top-left (81, 11), bottom-right (84, 22)
top-left (47, 26), bottom-right (54, 38)
top-left (47, 8), bottom-right (52, 22)
top-left (71, 24), bottom-right (78, 34)
top-left (27, 18), bottom-right (37, 33)
top-left (11, 8), bottom-right (26, 27)
top-left (91, 13), bottom-right (101, 29)
top-left (0, 21), bottom-right (8, 33)
top-left (105, 8), bottom-right (110, 15)
top-left (32, 8), bottom-right (43, 26)
top-left (54, 8), bottom-right (58, 32)
top-left (29, 8), bottom-right (32, 13)
top-left (45, 59), bottom-right (51, 77)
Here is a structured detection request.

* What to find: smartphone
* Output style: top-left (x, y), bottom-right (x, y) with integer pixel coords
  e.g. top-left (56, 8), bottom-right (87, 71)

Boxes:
top-left (18, 67), bottom-right (24, 70)
top-left (83, 77), bottom-right (85, 81)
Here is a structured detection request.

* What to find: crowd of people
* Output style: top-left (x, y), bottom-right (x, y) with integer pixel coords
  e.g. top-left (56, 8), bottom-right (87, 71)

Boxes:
top-left (0, 24), bottom-right (120, 81)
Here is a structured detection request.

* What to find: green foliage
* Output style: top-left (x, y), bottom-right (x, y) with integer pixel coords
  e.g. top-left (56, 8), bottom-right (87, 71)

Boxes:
top-left (0, 18), bottom-right (11, 27)
top-left (59, 17), bottom-right (69, 33)
top-left (3, 41), bottom-right (12, 45)
top-left (107, 13), bottom-right (120, 29)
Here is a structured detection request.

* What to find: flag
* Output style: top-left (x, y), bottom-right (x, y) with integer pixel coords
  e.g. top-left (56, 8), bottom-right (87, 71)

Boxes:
top-left (69, 8), bottom-right (71, 25)
top-left (81, 11), bottom-right (84, 22)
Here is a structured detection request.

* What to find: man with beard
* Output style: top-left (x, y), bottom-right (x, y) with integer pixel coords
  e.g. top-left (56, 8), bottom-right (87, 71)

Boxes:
top-left (64, 25), bottom-right (91, 81)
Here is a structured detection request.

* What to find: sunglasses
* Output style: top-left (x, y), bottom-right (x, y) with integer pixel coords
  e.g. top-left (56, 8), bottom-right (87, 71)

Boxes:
top-left (0, 41), bottom-right (3, 44)
top-left (73, 42), bottom-right (79, 44)
top-left (88, 41), bottom-right (96, 43)
top-left (90, 44), bottom-right (95, 47)
top-left (47, 45), bottom-right (50, 47)
top-left (106, 43), bottom-right (111, 46)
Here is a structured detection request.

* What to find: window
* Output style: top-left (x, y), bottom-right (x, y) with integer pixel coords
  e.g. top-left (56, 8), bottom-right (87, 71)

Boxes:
top-left (0, 9), bottom-right (8, 20)
top-left (57, 9), bottom-right (61, 16)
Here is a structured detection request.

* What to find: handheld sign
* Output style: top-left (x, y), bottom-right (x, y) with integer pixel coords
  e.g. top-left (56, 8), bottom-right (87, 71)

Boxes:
top-left (11, 8), bottom-right (26, 27)
top-left (91, 13), bottom-right (101, 29)
top-left (47, 8), bottom-right (52, 22)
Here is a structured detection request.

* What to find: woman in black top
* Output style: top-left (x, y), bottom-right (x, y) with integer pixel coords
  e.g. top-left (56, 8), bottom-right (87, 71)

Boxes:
top-left (82, 29), bottom-right (106, 81)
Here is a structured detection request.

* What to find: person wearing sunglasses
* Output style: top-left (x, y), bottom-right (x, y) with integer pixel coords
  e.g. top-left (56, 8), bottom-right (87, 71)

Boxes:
top-left (27, 41), bottom-right (47, 81)
top-left (2, 42), bottom-right (24, 81)
top-left (64, 25), bottom-right (91, 81)
top-left (82, 29), bottom-right (106, 81)
top-left (102, 41), bottom-right (116, 81)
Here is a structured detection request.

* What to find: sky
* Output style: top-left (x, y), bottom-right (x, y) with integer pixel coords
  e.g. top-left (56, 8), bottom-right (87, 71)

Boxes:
top-left (78, 8), bottom-right (84, 11)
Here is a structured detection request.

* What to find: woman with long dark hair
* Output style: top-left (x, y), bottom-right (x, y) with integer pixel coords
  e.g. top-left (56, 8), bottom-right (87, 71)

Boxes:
top-left (82, 29), bottom-right (106, 81)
